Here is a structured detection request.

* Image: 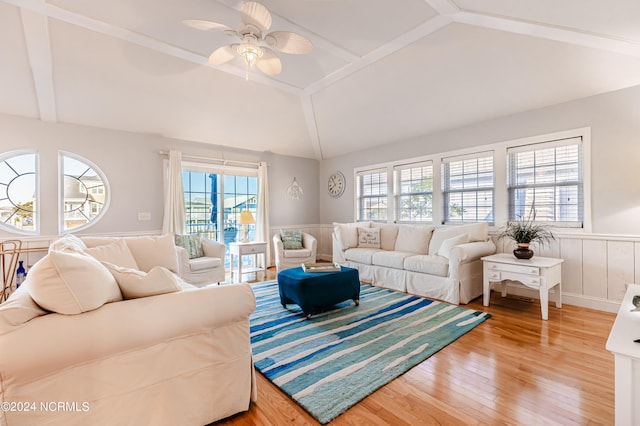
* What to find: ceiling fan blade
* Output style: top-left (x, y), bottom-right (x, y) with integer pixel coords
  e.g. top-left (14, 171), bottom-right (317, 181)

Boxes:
top-left (240, 1), bottom-right (272, 33)
top-left (182, 19), bottom-right (232, 32)
top-left (208, 45), bottom-right (237, 65)
top-left (265, 31), bottom-right (313, 54)
top-left (256, 48), bottom-right (282, 76)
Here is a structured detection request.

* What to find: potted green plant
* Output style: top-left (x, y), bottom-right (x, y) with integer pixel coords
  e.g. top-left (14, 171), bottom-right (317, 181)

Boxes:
top-left (497, 216), bottom-right (555, 259)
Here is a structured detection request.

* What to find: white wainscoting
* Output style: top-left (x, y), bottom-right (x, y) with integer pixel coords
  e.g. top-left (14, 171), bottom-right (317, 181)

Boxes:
top-left (272, 225), bottom-right (640, 313)
top-left (17, 227), bottom-right (637, 313)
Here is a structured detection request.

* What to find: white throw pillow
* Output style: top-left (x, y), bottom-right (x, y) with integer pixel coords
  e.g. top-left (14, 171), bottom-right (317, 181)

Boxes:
top-left (394, 225), bottom-right (434, 254)
top-left (28, 251), bottom-right (122, 315)
top-left (429, 226), bottom-right (469, 255)
top-left (102, 262), bottom-right (181, 300)
top-left (124, 235), bottom-right (178, 273)
top-left (333, 222), bottom-right (367, 250)
top-left (357, 227), bottom-right (381, 248)
top-left (85, 239), bottom-right (139, 269)
top-left (49, 234), bottom-right (88, 253)
top-left (437, 234), bottom-right (469, 259)
top-left (371, 223), bottom-right (400, 251)
top-left (457, 222), bottom-right (488, 242)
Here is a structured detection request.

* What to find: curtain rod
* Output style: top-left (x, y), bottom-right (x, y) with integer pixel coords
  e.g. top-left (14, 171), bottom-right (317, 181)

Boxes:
top-left (158, 151), bottom-right (261, 168)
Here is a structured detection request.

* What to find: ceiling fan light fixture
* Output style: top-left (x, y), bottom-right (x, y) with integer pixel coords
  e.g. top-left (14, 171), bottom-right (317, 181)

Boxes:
top-left (237, 42), bottom-right (264, 67)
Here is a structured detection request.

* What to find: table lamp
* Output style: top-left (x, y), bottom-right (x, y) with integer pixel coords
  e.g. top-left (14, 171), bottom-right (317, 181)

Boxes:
top-left (238, 210), bottom-right (255, 243)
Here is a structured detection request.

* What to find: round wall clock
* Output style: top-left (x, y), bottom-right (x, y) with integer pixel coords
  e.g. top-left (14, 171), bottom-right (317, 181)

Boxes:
top-left (328, 171), bottom-right (346, 198)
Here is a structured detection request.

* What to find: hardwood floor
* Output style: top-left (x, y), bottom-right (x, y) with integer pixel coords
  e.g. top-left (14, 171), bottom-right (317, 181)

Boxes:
top-left (219, 270), bottom-right (616, 425)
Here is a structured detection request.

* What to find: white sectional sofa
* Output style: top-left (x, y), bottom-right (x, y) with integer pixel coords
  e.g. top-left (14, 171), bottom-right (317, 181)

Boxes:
top-left (332, 222), bottom-right (496, 304)
top-left (0, 234), bottom-right (256, 426)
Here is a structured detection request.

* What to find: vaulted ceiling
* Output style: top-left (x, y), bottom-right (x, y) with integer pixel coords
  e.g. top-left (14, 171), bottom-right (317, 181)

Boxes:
top-left (3, 0), bottom-right (640, 159)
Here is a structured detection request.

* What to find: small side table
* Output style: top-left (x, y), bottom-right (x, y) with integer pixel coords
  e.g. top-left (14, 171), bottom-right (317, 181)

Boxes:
top-left (482, 253), bottom-right (564, 320)
top-left (229, 241), bottom-right (267, 283)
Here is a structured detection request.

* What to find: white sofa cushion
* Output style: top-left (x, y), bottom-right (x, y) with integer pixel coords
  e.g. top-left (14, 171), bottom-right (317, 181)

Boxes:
top-left (344, 248), bottom-right (380, 265)
top-left (371, 223), bottom-right (400, 251)
top-left (102, 263), bottom-right (181, 299)
top-left (28, 251), bottom-right (122, 315)
top-left (0, 284), bottom-right (48, 335)
top-left (357, 227), bottom-right (381, 248)
top-left (460, 222), bottom-right (489, 242)
top-left (48, 234), bottom-right (87, 253)
top-left (188, 256), bottom-right (222, 271)
top-left (403, 255), bottom-right (449, 277)
top-left (84, 239), bottom-right (139, 269)
top-left (334, 222), bottom-right (369, 250)
top-left (394, 225), bottom-right (434, 254)
top-left (125, 234), bottom-right (178, 273)
top-left (437, 234), bottom-right (470, 259)
top-left (372, 251), bottom-right (414, 269)
top-left (283, 249), bottom-right (313, 259)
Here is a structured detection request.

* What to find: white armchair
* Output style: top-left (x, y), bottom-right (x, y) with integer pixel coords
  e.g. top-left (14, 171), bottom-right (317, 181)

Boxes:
top-left (273, 231), bottom-right (317, 272)
top-left (175, 238), bottom-right (226, 285)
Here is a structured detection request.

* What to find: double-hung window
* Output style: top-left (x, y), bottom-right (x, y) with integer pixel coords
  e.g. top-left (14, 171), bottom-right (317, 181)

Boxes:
top-left (356, 169), bottom-right (388, 222)
top-left (394, 162), bottom-right (433, 223)
top-left (442, 152), bottom-right (494, 224)
top-left (507, 137), bottom-right (583, 227)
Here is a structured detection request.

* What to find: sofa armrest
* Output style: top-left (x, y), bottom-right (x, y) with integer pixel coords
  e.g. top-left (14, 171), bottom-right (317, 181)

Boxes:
top-left (201, 239), bottom-right (225, 259)
top-left (449, 240), bottom-right (497, 264)
top-left (301, 233), bottom-right (317, 257)
top-left (448, 240), bottom-right (496, 278)
top-left (175, 245), bottom-right (190, 276)
top-left (332, 232), bottom-right (346, 264)
top-left (273, 234), bottom-right (285, 256)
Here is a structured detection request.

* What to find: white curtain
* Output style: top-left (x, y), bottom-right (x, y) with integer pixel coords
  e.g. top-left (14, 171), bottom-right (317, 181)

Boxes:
top-left (256, 161), bottom-right (270, 267)
top-left (162, 150), bottom-right (186, 235)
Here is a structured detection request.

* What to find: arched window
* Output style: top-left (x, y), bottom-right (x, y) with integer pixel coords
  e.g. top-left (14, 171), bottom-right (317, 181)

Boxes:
top-left (60, 152), bottom-right (110, 232)
top-left (0, 151), bottom-right (37, 234)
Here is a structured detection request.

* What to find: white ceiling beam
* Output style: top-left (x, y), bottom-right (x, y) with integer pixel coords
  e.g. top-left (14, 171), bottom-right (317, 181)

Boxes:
top-left (453, 11), bottom-right (640, 58)
top-left (300, 94), bottom-right (323, 160)
top-left (20, 7), bottom-right (57, 122)
top-left (305, 14), bottom-right (452, 94)
top-left (423, 0), bottom-right (460, 16)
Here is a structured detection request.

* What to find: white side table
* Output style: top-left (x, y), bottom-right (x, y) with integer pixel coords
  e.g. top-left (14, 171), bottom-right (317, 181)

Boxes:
top-left (606, 283), bottom-right (640, 426)
top-left (229, 241), bottom-right (267, 283)
top-left (482, 253), bottom-right (564, 320)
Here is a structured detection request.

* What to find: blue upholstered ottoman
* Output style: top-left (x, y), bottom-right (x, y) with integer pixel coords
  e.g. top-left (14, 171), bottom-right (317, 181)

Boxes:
top-left (277, 266), bottom-right (360, 318)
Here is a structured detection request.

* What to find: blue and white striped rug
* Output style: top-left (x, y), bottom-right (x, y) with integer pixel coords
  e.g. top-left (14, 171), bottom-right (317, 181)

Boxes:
top-left (250, 281), bottom-right (490, 424)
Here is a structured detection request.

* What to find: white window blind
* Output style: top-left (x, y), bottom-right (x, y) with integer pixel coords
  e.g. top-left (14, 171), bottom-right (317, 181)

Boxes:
top-left (356, 169), bottom-right (388, 222)
top-left (507, 136), bottom-right (583, 227)
top-left (442, 152), bottom-right (494, 224)
top-left (394, 161), bottom-right (433, 223)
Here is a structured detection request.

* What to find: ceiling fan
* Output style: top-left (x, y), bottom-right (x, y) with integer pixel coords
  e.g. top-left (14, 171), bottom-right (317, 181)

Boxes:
top-left (183, 1), bottom-right (313, 78)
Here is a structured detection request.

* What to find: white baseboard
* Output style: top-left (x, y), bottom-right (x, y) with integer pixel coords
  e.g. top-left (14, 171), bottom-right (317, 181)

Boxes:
top-left (493, 283), bottom-right (620, 313)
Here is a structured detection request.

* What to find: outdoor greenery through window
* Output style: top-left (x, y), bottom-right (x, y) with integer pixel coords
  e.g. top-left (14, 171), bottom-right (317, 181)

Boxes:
top-left (395, 162), bottom-right (433, 222)
top-left (442, 153), bottom-right (494, 224)
top-left (356, 169), bottom-right (388, 222)
top-left (182, 169), bottom-right (257, 264)
top-left (62, 152), bottom-right (109, 232)
top-left (507, 137), bottom-right (583, 226)
top-left (0, 151), bottom-right (37, 233)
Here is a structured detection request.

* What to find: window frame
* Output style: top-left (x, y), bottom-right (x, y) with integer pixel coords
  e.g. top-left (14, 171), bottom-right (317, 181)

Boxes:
top-left (59, 151), bottom-right (110, 234)
top-left (507, 137), bottom-right (584, 227)
top-left (394, 161), bottom-right (434, 224)
top-left (441, 152), bottom-right (495, 225)
top-left (355, 168), bottom-right (388, 222)
top-left (0, 150), bottom-right (39, 235)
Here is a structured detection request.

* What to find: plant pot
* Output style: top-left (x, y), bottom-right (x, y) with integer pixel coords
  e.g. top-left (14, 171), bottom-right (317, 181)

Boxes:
top-left (513, 243), bottom-right (534, 259)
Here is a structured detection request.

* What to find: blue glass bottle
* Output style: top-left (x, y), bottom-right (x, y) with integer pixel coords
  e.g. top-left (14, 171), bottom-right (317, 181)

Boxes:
top-left (16, 261), bottom-right (26, 288)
